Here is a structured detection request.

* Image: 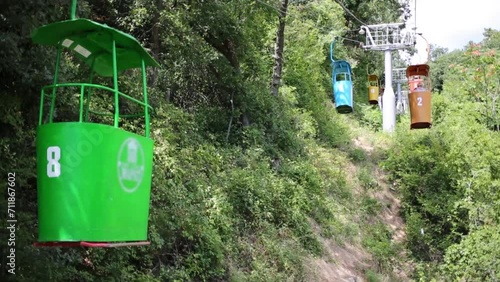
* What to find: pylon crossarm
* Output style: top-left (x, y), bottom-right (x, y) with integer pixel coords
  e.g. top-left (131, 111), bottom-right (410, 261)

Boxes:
top-left (360, 23), bottom-right (416, 51)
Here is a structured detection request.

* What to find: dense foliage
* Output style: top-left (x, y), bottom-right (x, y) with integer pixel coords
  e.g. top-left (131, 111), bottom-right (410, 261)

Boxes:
top-left (1, 0), bottom-right (498, 281)
top-left (384, 32), bottom-right (500, 280)
top-left (0, 0), bottom-right (405, 280)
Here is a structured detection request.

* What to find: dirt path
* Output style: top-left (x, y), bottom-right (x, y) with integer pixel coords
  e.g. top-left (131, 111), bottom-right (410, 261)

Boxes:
top-left (306, 131), bottom-right (410, 281)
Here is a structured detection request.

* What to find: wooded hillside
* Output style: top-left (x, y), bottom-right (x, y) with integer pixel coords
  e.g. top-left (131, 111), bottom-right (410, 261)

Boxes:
top-left (1, 1), bottom-right (498, 281)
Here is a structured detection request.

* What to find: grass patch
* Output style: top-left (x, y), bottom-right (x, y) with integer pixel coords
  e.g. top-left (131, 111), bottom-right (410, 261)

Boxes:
top-left (357, 166), bottom-right (379, 190)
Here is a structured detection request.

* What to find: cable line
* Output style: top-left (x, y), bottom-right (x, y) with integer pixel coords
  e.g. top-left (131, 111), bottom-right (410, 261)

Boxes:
top-left (333, 0), bottom-right (368, 27)
top-left (336, 36), bottom-right (363, 45)
top-left (254, 0), bottom-right (283, 13)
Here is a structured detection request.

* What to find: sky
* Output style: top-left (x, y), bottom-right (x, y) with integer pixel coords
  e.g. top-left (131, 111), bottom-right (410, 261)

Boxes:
top-left (407, 0), bottom-right (499, 63)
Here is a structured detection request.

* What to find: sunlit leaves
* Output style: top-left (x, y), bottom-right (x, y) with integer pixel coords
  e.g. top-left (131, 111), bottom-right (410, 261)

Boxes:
top-left (385, 30), bottom-right (500, 280)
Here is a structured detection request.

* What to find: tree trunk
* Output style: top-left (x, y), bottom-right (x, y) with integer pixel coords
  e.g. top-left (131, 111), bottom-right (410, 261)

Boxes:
top-left (149, 0), bottom-right (162, 90)
top-left (270, 0), bottom-right (288, 96)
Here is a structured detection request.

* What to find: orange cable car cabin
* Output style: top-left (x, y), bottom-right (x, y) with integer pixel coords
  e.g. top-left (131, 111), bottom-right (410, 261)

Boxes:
top-left (406, 64), bottom-right (432, 129)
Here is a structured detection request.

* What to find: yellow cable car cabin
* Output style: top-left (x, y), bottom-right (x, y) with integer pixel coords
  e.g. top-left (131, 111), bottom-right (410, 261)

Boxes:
top-left (368, 74), bottom-right (379, 105)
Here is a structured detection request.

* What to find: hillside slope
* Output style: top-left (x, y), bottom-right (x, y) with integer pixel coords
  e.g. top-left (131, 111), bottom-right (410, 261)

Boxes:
top-left (305, 119), bottom-right (413, 281)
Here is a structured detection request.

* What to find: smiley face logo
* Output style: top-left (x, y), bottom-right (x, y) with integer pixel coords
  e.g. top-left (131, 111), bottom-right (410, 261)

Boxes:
top-left (117, 138), bottom-right (145, 193)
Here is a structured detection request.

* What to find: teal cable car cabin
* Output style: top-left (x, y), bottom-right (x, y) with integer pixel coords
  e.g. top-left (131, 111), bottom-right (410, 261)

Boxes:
top-left (330, 41), bottom-right (354, 114)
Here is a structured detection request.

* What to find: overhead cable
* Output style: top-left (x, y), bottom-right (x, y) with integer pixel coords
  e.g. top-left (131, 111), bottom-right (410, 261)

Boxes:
top-left (333, 0), bottom-right (368, 27)
top-left (336, 36), bottom-right (364, 45)
top-left (253, 0), bottom-right (283, 13)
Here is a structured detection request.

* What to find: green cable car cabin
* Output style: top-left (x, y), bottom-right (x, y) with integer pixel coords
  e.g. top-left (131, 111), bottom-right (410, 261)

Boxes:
top-left (32, 3), bottom-right (159, 247)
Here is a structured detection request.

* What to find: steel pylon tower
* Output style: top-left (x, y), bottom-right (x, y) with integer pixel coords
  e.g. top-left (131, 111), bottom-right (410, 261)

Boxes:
top-left (359, 23), bottom-right (416, 132)
top-left (393, 67), bottom-right (409, 114)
